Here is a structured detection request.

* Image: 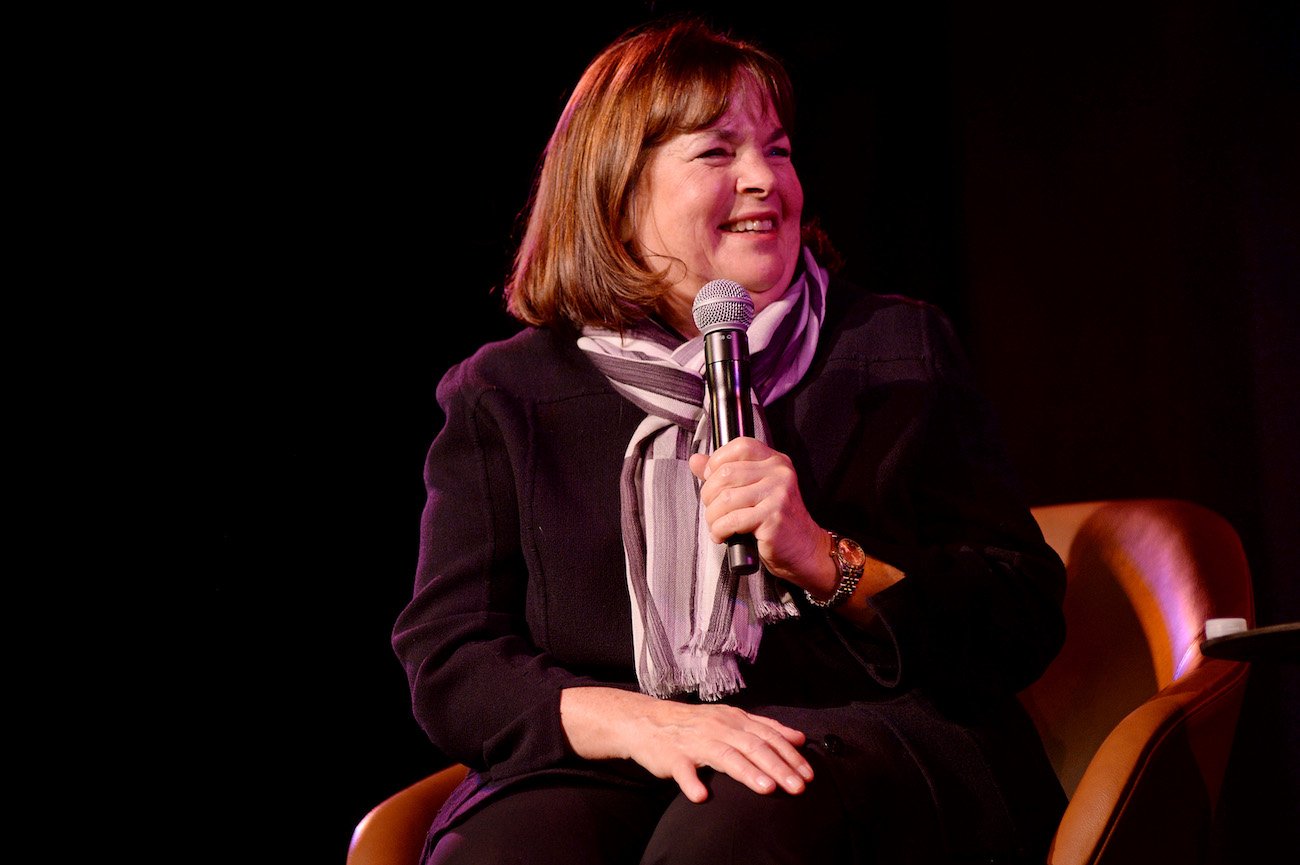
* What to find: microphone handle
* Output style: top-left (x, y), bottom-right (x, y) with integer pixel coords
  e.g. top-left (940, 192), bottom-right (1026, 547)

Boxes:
top-left (703, 329), bottom-right (760, 575)
top-left (726, 532), bottom-right (760, 574)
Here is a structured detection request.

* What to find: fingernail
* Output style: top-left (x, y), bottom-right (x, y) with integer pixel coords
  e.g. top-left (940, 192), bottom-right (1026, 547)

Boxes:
top-left (798, 765), bottom-right (814, 781)
top-left (786, 775), bottom-right (804, 791)
top-left (756, 775), bottom-right (774, 791)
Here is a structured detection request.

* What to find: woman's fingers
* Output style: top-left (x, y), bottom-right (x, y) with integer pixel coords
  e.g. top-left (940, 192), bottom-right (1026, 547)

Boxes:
top-left (690, 440), bottom-right (791, 533)
top-left (689, 441), bottom-right (826, 584)
top-left (670, 761), bottom-right (711, 804)
top-left (722, 714), bottom-right (814, 793)
top-left (635, 702), bottom-right (814, 799)
top-left (751, 715), bottom-right (815, 779)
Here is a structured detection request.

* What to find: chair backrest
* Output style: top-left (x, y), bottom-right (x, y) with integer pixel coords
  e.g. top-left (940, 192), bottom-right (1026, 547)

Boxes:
top-left (1023, 498), bottom-right (1254, 865)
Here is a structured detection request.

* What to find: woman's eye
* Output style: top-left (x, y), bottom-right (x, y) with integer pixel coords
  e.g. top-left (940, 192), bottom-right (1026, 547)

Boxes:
top-left (699, 147), bottom-right (730, 158)
top-left (768, 146), bottom-right (792, 158)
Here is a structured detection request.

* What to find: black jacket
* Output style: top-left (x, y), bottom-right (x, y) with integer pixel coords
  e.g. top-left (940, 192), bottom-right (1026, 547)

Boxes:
top-left (393, 278), bottom-right (1066, 784)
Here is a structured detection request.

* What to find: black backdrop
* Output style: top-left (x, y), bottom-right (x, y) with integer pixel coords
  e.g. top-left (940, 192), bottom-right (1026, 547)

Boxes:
top-left (206, 3), bottom-right (1297, 862)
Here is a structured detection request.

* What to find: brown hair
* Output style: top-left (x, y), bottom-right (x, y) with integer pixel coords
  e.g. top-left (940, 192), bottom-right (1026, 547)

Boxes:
top-left (504, 17), bottom-right (807, 331)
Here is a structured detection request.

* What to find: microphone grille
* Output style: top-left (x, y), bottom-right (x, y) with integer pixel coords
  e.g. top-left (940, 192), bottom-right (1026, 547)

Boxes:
top-left (692, 279), bottom-right (753, 333)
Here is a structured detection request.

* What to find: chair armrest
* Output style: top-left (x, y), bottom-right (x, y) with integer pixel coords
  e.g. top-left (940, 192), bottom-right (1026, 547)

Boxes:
top-left (1049, 659), bottom-right (1250, 865)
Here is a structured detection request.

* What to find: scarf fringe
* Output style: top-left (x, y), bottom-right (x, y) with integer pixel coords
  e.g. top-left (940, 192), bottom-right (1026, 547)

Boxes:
top-left (642, 663), bottom-right (746, 703)
top-left (756, 596), bottom-right (801, 623)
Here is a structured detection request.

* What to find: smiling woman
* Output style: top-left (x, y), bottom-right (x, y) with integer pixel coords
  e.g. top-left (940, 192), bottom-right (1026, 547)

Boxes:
top-left (391, 16), bottom-right (1070, 864)
top-left (631, 78), bottom-right (805, 333)
top-left (502, 15), bottom-right (813, 334)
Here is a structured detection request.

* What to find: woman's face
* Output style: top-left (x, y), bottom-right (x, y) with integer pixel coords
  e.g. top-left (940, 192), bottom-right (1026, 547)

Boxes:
top-left (631, 81), bottom-right (804, 336)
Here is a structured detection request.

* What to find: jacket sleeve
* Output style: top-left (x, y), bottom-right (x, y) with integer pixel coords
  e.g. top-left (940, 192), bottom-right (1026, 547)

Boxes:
top-left (824, 301), bottom-right (1067, 704)
top-left (390, 357), bottom-right (598, 778)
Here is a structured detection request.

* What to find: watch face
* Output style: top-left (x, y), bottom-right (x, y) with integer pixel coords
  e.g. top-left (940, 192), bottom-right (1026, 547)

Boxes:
top-left (837, 537), bottom-right (868, 568)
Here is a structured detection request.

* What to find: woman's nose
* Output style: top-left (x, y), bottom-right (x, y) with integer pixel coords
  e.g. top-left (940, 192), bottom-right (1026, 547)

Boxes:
top-left (735, 150), bottom-right (776, 196)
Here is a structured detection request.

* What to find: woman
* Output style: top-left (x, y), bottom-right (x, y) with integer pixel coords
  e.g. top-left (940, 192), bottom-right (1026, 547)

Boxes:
top-left (393, 17), bottom-right (1068, 864)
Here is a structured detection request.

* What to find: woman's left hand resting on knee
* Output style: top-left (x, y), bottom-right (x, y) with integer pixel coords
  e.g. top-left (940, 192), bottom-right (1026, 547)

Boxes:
top-left (560, 686), bottom-right (814, 803)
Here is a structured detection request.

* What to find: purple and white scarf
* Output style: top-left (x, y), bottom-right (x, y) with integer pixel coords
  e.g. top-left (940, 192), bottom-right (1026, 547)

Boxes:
top-left (577, 247), bottom-right (830, 700)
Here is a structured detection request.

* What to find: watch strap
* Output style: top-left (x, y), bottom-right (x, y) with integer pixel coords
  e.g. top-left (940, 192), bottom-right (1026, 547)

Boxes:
top-left (804, 532), bottom-right (865, 609)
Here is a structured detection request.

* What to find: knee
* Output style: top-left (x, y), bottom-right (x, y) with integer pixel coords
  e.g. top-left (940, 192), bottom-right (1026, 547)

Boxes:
top-left (428, 829), bottom-right (529, 865)
top-left (641, 768), bottom-right (849, 864)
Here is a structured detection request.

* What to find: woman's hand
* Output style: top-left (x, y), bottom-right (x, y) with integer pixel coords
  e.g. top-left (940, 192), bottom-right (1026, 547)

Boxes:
top-left (560, 686), bottom-right (813, 803)
top-left (688, 437), bottom-right (837, 598)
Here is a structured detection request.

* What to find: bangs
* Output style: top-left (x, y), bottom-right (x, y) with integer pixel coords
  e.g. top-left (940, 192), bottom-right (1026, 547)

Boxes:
top-left (644, 59), bottom-right (795, 148)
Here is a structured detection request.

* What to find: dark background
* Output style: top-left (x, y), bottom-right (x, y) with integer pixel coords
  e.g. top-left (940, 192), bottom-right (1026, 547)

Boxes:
top-left (205, 2), bottom-right (1296, 862)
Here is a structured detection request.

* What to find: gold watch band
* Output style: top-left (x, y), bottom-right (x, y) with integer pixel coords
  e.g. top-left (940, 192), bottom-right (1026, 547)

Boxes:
top-left (804, 532), bottom-right (866, 609)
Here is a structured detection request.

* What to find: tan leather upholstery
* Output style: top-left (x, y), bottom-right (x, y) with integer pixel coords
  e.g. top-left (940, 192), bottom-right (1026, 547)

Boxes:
top-left (1023, 499), bottom-right (1253, 864)
top-left (349, 499), bottom-right (1254, 865)
top-left (347, 764), bottom-right (467, 865)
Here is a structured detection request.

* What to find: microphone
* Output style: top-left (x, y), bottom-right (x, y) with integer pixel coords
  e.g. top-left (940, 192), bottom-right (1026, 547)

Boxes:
top-left (692, 279), bottom-right (760, 575)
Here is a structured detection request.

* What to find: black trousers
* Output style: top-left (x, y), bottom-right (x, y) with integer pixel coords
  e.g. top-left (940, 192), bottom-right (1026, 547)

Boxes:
top-left (427, 755), bottom-right (852, 864)
top-left (424, 696), bottom-right (1063, 864)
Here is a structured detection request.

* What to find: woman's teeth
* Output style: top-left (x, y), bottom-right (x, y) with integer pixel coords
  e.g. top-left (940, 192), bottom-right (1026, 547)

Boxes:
top-left (723, 218), bottom-right (774, 232)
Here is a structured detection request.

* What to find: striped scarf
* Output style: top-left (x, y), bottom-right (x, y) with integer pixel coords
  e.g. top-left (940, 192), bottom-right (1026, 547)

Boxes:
top-left (577, 248), bottom-right (830, 700)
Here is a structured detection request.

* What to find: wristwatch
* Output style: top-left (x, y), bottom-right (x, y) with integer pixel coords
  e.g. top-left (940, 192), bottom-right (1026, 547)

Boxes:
top-left (804, 532), bottom-right (866, 609)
